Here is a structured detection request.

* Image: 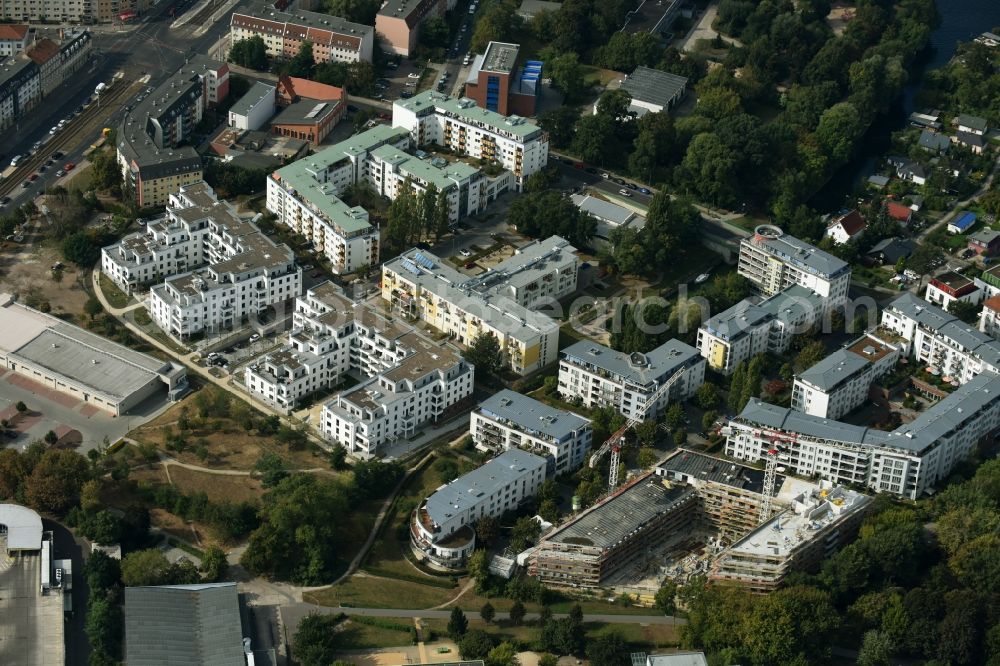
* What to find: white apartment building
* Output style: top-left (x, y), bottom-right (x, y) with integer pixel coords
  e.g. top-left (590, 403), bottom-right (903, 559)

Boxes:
top-left (472, 389), bottom-right (592, 476)
top-left (738, 225), bottom-right (851, 303)
top-left (558, 339), bottom-right (705, 420)
top-left (393, 91), bottom-right (549, 190)
top-left (382, 239), bottom-right (577, 375)
top-left (0, 25), bottom-right (29, 57)
top-left (230, 8), bottom-right (375, 64)
top-left (321, 335), bottom-right (474, 459)
top-left (412, 448), bottom-right (546, 568)
top-left (727, 370), bottom-right (1000, 499)
top-left (696, 285), bottom-right (825, 375)
top-left (791, 333), bottom-right (900, 420)
top-left (980, 295), bottom-right (1000, 338)
top-left (924, 270), bottom-right (982, 312)
top-left (117, 182), bottom-right (302, 340)
top-left (880, 292), bottom-right (1000, 385)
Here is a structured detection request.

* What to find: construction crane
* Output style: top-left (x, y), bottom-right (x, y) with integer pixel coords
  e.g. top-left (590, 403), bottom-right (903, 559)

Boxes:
top-left (757, 430), bottom-right (794, 523)
top-left (589, 367), bottom-right (686, 492)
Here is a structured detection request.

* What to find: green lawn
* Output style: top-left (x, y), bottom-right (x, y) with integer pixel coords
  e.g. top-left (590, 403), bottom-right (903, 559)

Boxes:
top-left (420, 617), bottom-right (680, 649)
top-left (303, 575), bottom-right (457, 610)
top-left (336, 618), bottom-right (416, 649)
top-left (98, 273), bottom-right (130, 309)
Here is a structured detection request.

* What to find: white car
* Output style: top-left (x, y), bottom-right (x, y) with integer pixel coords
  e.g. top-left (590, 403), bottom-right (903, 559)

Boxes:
top-left (601, 172), bottom-right (609, 178)
top-left (407, 72), bottom-right (421, 79)
top-left (459, 249), bottom-right (472, 257)
top-left (618, 188), bottom-right (631, 197)
top-left (249, 333), bottom-right (261, 342)
top-left (695, 273), bottom-right (710, 284)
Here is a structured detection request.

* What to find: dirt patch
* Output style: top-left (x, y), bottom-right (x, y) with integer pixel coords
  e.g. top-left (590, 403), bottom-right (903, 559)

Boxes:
top-left (0, 241), bottom-right (91, 322)
top-left (826, 3), bottom-right (854, 36)
top-left (165, 466), bottom-right (265, 504)
top-left (149, 507), bottom-right (221, 549)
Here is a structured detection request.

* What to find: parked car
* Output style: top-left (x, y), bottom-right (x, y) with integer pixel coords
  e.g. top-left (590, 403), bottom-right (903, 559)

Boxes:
top-left (55, 169), bottom-right (65, 177)
top-left (249, 333), bottom-right (261, 342)
top-left (64, 162), bottom-right (75, 171)
top-left (618, 188), bottom-right (630, 196)
top-left (407, 72), bottom-right (421, 79)
top-left (400, 91), bottom-right (413, 98)
top-left (638, 187), bottom-right (651, 194)
top-left (0, 196), bottom-right (9, 206)
top-left (28, 173), bottom-right (38, 181)
top-left (52, 151), bottom-right (64, 159)
top-left (459, 248), bottom-right (472, 257)
top-left (695, 273), bottom-right (710, 284)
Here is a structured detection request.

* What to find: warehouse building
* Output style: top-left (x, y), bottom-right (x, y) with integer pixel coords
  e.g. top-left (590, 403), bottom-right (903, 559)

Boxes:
top-left (0, 294), bottom-right (187, 416)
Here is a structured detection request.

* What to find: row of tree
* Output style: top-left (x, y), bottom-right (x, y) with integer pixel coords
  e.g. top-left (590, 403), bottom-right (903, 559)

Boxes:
top-left (384, 179), bottom-right (451, 256)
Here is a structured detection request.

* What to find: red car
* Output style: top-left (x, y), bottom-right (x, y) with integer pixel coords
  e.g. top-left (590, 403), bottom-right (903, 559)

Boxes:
top-left (28, 173), bottom-right (38, 181)
top-left (63, 162), bottom-right (75, 172)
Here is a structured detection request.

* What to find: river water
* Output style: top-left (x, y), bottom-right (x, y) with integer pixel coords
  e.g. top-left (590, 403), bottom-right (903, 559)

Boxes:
top-left (810, 0), bottom-right (1000, 211)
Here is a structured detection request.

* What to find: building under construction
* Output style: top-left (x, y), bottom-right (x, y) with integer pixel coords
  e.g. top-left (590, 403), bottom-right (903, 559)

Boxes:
top-left (529, 449), bottom-right (867, 591)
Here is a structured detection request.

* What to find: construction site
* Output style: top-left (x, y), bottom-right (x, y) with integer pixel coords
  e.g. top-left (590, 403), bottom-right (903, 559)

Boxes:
top-left (527, 449), bottom-right (872, 596)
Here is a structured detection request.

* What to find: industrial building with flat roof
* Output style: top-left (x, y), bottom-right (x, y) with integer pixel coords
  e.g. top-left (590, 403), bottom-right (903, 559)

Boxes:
top-left (124, 583), bottom-right (245, 666)
top-left (614, 66), bottom-right (687, 116)
top-left (412, 448), bottom-right (547, 569)
top-left (464, 42), bottom-right (541, 116)
top-left (558, 338), bottom-right (705, 419)
top-left (231, 4), bottom-right (374, 63)
top-left (472, 389), bottom-right (592, 476)
top-left (382, 238), bottom-right (577, 375)
top-left (0, 294), bottom-right (187, 415)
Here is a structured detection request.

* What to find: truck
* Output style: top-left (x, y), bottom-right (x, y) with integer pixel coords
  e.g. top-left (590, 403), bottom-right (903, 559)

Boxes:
top-left (95, 82), bottom-right (107, 95)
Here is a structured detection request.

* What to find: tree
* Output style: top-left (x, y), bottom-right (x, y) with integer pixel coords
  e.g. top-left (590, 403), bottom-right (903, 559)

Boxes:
top-left (84, 550), bottom-right (121, 595)
top-left (509, 515), bottom-right (541, 552)
top-left (507, 191), bottom-right (596, 247)
top-left (815, 102), bottom-right (863, 163)
top-left (486, 641), bottom-right (519, 666)
top-left (665, 403), bottom-right (686, 429)
top-left (857, 629), bottom-right (895, 666)
top-left (254, 452), bottom-right (288, 488)
top-left (795, 340), bottom-right (827, 372)
top-left (200, 545), bottom-right (228, 582)
top-left (509, 599), bottom-right (526, 625)
top-left (80, 510), bottom-right (124, 545)
top-left (654, 580), bottom-right (677, 616)
top-left (701, 410), bottom-right (718, 434)
top-left (121, 549), bottom-right (174, 587)
top-left (475, 515), bottom-right (500, 545)
top-left (420, 16), bottom-right (450, 48)
top-left (353, 459), bottom-right (404, 499)
top-left (62, 231), bottom-right (99, 266)
top-left (470, 2), bottom-right (520, 52)
top-left (448, 607), bottom-right (469, 639)
top-left (293, 612), bottom-right (341, 666)
top-left (459, 629), bottom-right (496, 659)
top-left (538, 106), bottom-right (580, 148)
top-left (85, 596), bottom-right (122, 660)
top-left (637, 447), bottom-right (659, 468)
top-left (464, 332), bottom-right (507, 380)
top-left (586, 632), bottom-right (626, 666)
top-left (25, 448), bottom-right (90, 515)
top-left (286, 41), bottom-right (315, 79)
top-left (634, 420), bottom-right (659, 446)
top-left (434, 188), bottom-right (450, 241)
top-left (322, 0), bottom-right (380, 23)
top-left (696, 382), bottom-right (720, 409)
top-left (228, 35), bottom-right (268, 70)
top-left (949, 299), bottom-right (980, 325)
top-left (572, 114), bottom-right (619, 165)
top-left (547, 51), bottom-right (585, 102)
top-left (539, 654), bottom-right (559, 666)
top-left (15, 401), bottom-right (26, 414)
top-left (480, 601), bottom-right (496, 624)
top-left (84, 296), bottom-right (103, 320)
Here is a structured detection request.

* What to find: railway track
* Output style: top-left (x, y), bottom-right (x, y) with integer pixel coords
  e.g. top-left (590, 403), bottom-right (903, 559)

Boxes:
top-left (0, 76), bottom-right (143, 199)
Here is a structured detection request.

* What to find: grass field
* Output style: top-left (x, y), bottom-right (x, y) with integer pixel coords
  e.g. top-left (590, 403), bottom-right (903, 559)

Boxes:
top-left (337, 618), bottom-right (416, 649)
top-left (304, 575), bottom-right (458, 610)
top-left (419, 618), bottom-right (680, 650)
top-left (98, 272), bottom-right (130, 309)
top-left (163, 466), bottom-right (264, 504)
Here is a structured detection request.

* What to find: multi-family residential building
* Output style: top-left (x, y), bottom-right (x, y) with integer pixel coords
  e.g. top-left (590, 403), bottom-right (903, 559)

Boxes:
top-left (880, 292), bottom-right (1000, 384)
top-left (26, 29), bottom-right (91, 96)
top-left (738, 225), bottom-right (851, 303)
top-left (382, 239), bottom-right (576, 375)
top-left (230, 6), bottom-right (374, 64)
top-left (557, 339), bottom-right (705, 420)
top-left (710, 484), bottom-right (872, 593)
top-left (393, 91), bottom-right (549, 190)
top-left (412, 448), bottom-right (546, 568)
top-left (980, 295), bottom-right (1000, 338)
top-left (726, 370), bottom-right (1000, 499)
top-left (924, 270), bottom-right (982, 312)
top-left (696, 284), bottom-right (825, 375)
top-left (0, 55), bottom-right (40, 132)
top-left (117, 56), bottom-right (230, 207)
top-left (0, 25), bottom-right (29, 56)
top-left (791, 333), bottom-right (900, 420)
top-left (104, 181), bottom-right (301, 339)
top-left (471, 389), bottom-right (592, 476)
top-left (321, 333), bottom-right (474, 458)
top-left (375, 0), bottom-right (450, 57)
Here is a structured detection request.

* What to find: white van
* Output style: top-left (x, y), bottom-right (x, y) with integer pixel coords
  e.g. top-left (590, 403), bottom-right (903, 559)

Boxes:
top-left (10, 154), bottom-right (23, 167)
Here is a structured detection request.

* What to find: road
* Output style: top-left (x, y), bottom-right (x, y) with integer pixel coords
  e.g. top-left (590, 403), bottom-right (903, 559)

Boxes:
top-left (44, 518), bottom-right (90, 666)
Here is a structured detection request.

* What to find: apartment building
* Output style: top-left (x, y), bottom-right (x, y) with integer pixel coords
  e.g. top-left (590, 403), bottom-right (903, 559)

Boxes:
top-left (321, 333), bottom-right (474, 458)
top-left (980, 295), bottom-right (1000, 338)
top-left (0, 55), bottom-right (40, 132)
top-left (412, 449), bottom-right (546, 569)
top-left (880, 292), bottom-right (1000, 385)
top-left (376, 0), bottom-right (449, 57)
top-left (382, 239), bottom-right (576, 375)
top-left (738, 225), bottom-right (851, 303)
top-left (709, 484), bottom-right (872, 593)
top-left (557, 338), bottom-right (705, 420)
top-left (230, 6), bottom-right (374, 64)
top-left (791, 333), bottom-right (900, 420)
top-left (25, 29), bottom-right (91, 96)
top-left (117, 57), bottom-right (229, 207)
top-left (696, 285), bottom-right (825, 375)
top-left (726, 371), bottom-right (1000, 499)
top-left (393, 91), bottom-right (549, 190)
top-left (471, 389), bottom-right (592, 476)
top-left (112, 182), bottom-right (302, 340)
top-left (0, 25), bottom-right (29, 56)
top-left (924, 270), bottom-right (982, 312)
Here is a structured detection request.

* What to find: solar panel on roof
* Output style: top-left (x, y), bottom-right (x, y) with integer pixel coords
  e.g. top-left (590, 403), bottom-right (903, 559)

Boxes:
top-left (401, 259), bottom-right (422, 275)
top-left (304, 102), bottom-right (327, 119)
top-left (413, 252), bottom-right (435, 269)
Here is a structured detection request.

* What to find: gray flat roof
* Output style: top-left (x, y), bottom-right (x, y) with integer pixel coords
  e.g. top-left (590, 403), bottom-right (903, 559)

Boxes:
top-left (647, 654), bottom-right (708, 666)
top-left (0, 504), bottom-right (42, 551)
top-left (887, 293), bottom-right (1000, 363)
top-left (125, 583), bottom-right (245, 666)
top-left (0, 550), bottom-right (64, 665)
top-left (477, 389), bottom-right (590, 441)
top-left (229, 81), bottom-right (274, 118)
top-left (737, 399), bottom-right (891, 448)
top-left (749, 229), bottom-right (850, 278)
top-left (544, 474), bottom-right (695, 550)
top-left (796, 348), bottom-right (871, 392)
top-left (424, 449), bottom-right (546, 527)
top-left (571, 194), bottom-right (635, 225)
top-left (621, 66), bottom-right (687, 109)
top-left (657, 449), bottom-right (770, 494)
top-left (482, 41), bottom-right (519, 74)
top-left (272, 98), bottom-right (336, 126)
top-left (561, 338), bottom-right (700, 388)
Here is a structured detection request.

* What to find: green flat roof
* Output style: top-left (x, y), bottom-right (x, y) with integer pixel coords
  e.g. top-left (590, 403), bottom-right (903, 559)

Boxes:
top-left (394, 91), bottom-right (543, 140)
top-left (369, 144), bottom-right (479, 190)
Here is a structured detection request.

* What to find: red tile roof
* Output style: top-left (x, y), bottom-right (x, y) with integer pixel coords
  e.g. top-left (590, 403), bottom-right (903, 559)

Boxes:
top-left (276, 75), bottom-right (345, 103)
top-left (887, 202), bottom-right (913, 222)
top-left (26, 38), bottom-right (59, 65)
top-left (830, 210), bottom-right (866, 236)
top-left (983, 295), bottom-right (1000, 313)
top-left (0, 24), bottom-right (28, 41)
